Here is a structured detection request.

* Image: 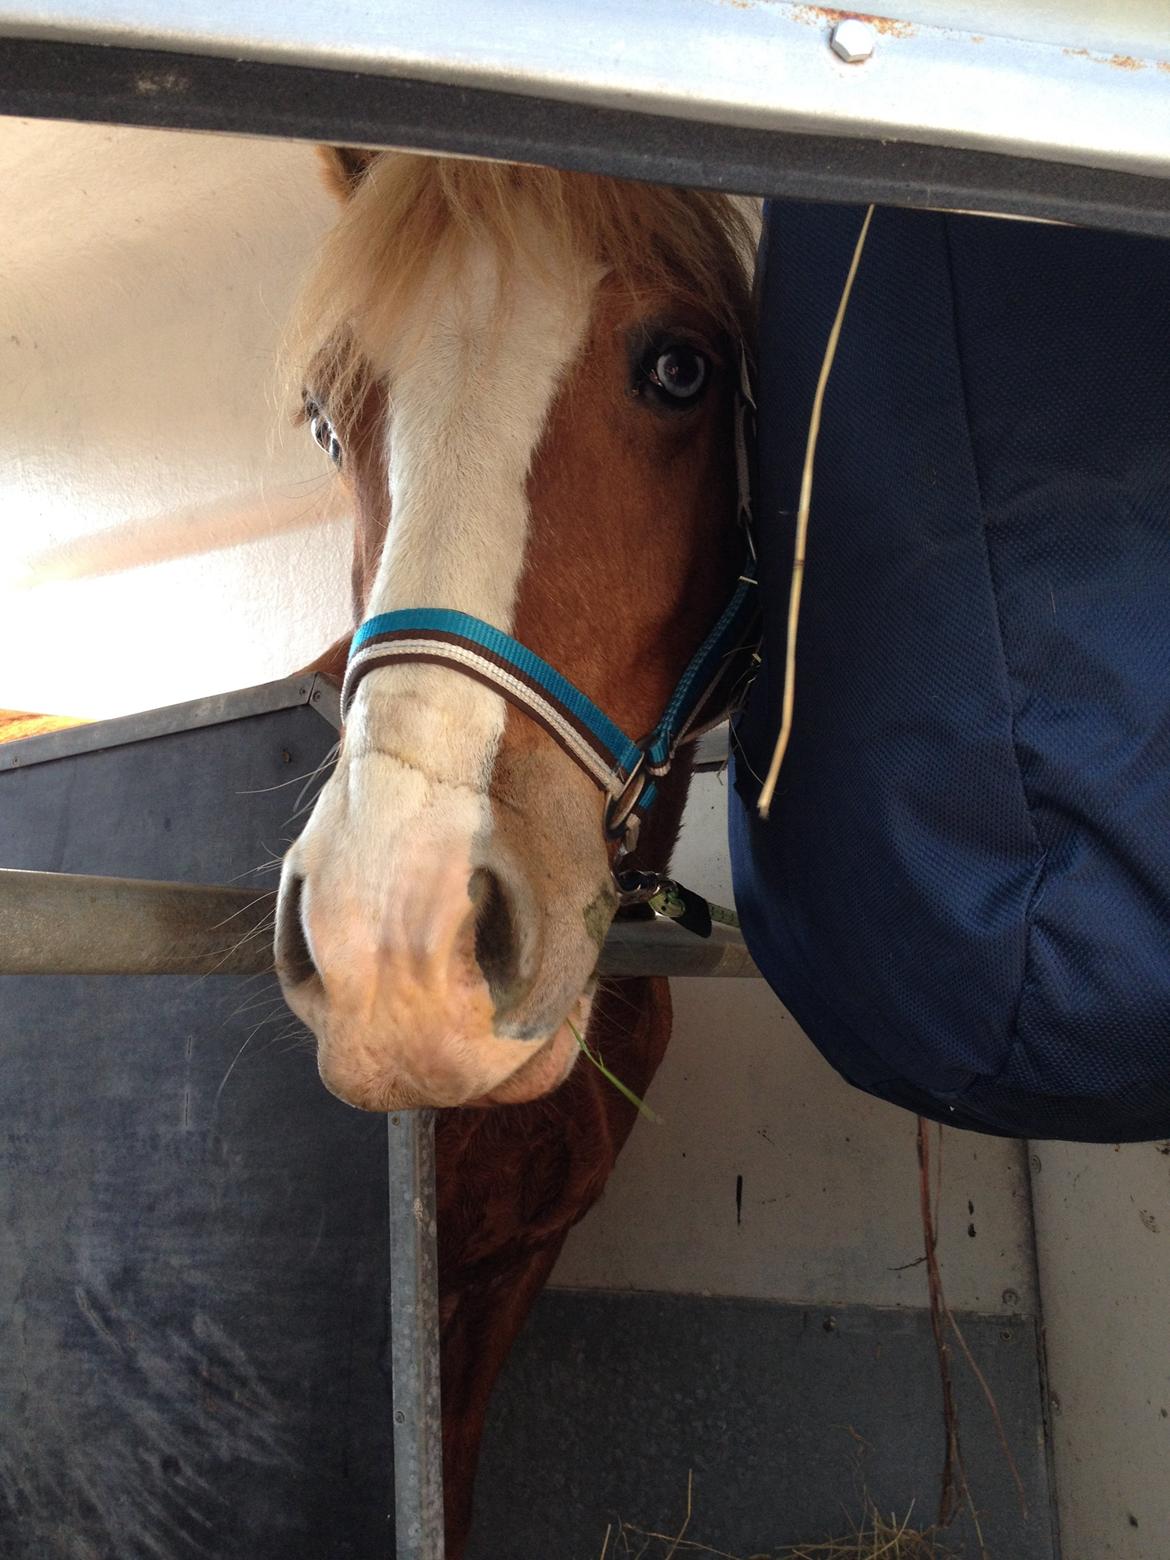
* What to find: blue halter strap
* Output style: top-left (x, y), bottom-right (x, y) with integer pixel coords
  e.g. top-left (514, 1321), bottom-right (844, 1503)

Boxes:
top-left (341, 361), bottom-right (758, 849)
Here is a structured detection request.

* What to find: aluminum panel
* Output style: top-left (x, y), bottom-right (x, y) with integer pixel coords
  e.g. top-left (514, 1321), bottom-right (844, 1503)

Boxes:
top-left (0, 1), bottom-right (1166, 179)
top-left (0, 701), bottom-right (396, 1557)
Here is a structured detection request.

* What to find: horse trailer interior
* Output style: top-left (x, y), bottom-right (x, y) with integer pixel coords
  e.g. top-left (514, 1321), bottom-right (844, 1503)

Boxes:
top-left (2, 5), bottom-right (1169, 1558)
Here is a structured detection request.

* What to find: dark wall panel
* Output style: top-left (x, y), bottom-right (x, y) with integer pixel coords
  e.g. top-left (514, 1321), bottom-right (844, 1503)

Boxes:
top-left (0, 696), bottom-right (1056, 1558)
top-left (0, 702), bottom-right (393, 1560)
top-left (472, 1288), bottom-right (1057, 1559)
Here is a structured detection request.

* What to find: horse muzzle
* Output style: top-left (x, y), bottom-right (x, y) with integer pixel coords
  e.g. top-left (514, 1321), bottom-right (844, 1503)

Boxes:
top-left (274, 755), bottom-right (605, 1110)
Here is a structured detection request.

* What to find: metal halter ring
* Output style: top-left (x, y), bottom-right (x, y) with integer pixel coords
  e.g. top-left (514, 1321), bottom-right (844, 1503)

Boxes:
top-left (603, 763), bottom-right (647, 852)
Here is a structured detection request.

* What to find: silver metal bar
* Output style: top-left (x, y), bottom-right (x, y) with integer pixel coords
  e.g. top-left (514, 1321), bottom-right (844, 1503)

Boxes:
top-left (386, 1110), bottom-right (445, 1560)
top-left (597, 917), bottom-right (759, 979)
top-left (0, 869), bottom-right (762, 978)
top-left (0, 0), bottom-right (1166, 181)
top-left (0, 869), bottom-right (278, 976)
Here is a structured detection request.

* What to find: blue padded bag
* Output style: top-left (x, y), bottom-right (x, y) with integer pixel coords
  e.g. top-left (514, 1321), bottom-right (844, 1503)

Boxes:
top-left (730, 201), bottom-right (1170, 1142)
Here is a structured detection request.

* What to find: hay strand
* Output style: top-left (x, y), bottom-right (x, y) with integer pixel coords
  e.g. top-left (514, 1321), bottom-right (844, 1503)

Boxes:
top-left (609, 1494), bottom-right (958, 1558)
top-left (756, 205), bottom-right (874, 819)
top-left (571, 1020), bottom-right (662, 1124)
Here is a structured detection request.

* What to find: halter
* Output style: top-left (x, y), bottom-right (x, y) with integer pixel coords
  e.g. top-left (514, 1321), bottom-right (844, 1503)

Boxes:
top-left (340, 351), bottom-right (759, 859)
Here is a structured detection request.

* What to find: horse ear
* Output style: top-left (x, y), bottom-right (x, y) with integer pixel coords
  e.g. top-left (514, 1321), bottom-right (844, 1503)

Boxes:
top-left (317, 146), bottom-right (378, 202)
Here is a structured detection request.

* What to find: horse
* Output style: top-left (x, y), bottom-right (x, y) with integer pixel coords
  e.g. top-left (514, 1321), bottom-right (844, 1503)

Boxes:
top-left (278, 148), bottom-right (755, 1554)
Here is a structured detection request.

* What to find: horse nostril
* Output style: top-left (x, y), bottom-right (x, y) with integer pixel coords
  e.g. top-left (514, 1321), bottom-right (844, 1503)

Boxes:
top-left (276, 873), bottom-right (319, 986)
top-left (468, 867), bottom-right (520, 1006)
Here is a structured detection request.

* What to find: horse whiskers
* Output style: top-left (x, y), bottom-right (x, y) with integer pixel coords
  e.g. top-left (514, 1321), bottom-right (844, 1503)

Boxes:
top-left (191, 912), bottom-right (278, 985)
top-left (253, 1022), bottom-right (312, 1057)
top-left (206, 919), bottom-right (277, 971)
top-left (579, 1007), bottom-right (650, 1053)
top-left (220, 855), bottom-right (286, 886)
top-left (595, 978), bottom-right (656, 1021)
top-left (222, 1007), bottom-right (290, 1034)
top-left (213, 1028), bottom-right (268, 1112)
top-left (286, 788), bottom-right (332, 827)
top-left (208, 895), bottom-right (277, 934)
top-left (214, 1014), bottom-right (309, 1109)
top-left (184, 967), bottom-right (274, 1004)
top-left (218, 969), bottom-right (277, 993)
top-left (221, 990), bottom-right (287, 1022)
top-left (286, 743), bottom-right (341, 825)
top-left (271, 1032), bottom-right (316, 1061)
top-left (242, 1008), bottom-right (293, 1031)
top-left (236, 758), bottom-right (339, 797)
top-left (218, 912), bottom-right (277, 942)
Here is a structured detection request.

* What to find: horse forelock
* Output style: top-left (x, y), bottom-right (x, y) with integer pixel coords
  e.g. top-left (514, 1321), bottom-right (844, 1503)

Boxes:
top-left (287, 152), bottom-right (756, 433)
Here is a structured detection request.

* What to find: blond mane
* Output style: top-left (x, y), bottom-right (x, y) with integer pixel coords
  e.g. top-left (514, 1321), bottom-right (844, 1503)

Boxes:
top-left (290, 152), bottom-right (756, 426)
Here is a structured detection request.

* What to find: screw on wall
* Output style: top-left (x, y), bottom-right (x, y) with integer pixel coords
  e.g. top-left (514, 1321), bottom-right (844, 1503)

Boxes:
top-left (830, 18), bottom-right (877, 63)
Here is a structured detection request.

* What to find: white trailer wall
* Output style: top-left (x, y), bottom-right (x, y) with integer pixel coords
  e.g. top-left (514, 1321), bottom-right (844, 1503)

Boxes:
top-left (0, 120), bottom-right (350, 719)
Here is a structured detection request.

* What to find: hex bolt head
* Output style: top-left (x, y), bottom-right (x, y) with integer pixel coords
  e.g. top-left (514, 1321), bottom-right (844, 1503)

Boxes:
top-left (831, 17), bottom-right (877, 62)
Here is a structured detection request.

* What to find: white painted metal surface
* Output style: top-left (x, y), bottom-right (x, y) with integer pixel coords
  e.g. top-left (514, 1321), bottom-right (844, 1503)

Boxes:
top-left (554, 771), bottom-right (1039, 1317)
top-left (0, 1), bottom-right (1167, 179)
top-left (0, 121), bottom-right (350, 718)
top-left (1031, 1140), bottom-right (1170, 1557)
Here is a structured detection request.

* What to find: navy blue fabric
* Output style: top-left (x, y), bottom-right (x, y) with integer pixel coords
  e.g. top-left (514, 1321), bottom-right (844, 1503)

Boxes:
top-left (731, 202), bottom-right (1170, 1141)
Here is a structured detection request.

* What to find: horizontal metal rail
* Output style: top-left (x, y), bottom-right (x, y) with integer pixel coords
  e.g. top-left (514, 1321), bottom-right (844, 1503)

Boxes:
top-left (1, 0), bottom-right (1167, 182)
top-left (2, 22), bottom-right (1170, 239)
top-left (0, 868), bottom-right (761, 979)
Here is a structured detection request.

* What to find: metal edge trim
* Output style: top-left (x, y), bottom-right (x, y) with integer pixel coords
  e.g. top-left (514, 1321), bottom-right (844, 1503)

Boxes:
top-left (310, 676), bottom-right (342, 732)
top-left (0, 39), bottom-right (1168, 238)
top-left (0, 675), bottom-right (323, 771)
top-left (0, 3), bottom-right (1168, 180)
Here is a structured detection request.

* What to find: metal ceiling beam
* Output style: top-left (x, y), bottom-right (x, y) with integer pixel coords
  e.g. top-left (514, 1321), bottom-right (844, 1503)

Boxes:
top-left (0, 1), bottom-right (1167, 179)
top-left (0, 7), bottom-right (1167, 236)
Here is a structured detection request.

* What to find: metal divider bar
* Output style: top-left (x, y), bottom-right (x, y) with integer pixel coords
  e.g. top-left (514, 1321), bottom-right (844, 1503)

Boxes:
top-left (387, 1111), bottom-right (445, 1560)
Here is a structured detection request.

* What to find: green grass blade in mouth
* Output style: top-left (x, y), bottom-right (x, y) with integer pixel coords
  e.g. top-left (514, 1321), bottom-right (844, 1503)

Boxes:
top-left (569, 1020), bottom-right (662, 1125)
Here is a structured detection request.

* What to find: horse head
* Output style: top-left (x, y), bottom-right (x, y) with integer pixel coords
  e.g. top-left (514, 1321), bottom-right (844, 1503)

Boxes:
top-left (276, 151), bottom-right (754, 1110)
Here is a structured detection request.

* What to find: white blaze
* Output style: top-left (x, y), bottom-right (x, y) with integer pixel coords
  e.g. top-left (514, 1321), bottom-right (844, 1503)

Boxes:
top-left (344, 239), bottom-right (598, 789)
top-left (288, 227), bottom-right (601, 1065)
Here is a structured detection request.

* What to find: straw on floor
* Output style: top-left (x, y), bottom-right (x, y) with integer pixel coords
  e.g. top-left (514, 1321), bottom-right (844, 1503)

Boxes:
top-left (600, 1480), bottom-right (959, 1560)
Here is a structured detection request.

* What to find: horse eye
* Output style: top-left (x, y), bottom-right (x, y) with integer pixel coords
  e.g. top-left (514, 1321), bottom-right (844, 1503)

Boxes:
top-left (308, 409), bottom-right (343, 468)
top-left (646, 345), bottom-right (709, 405)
